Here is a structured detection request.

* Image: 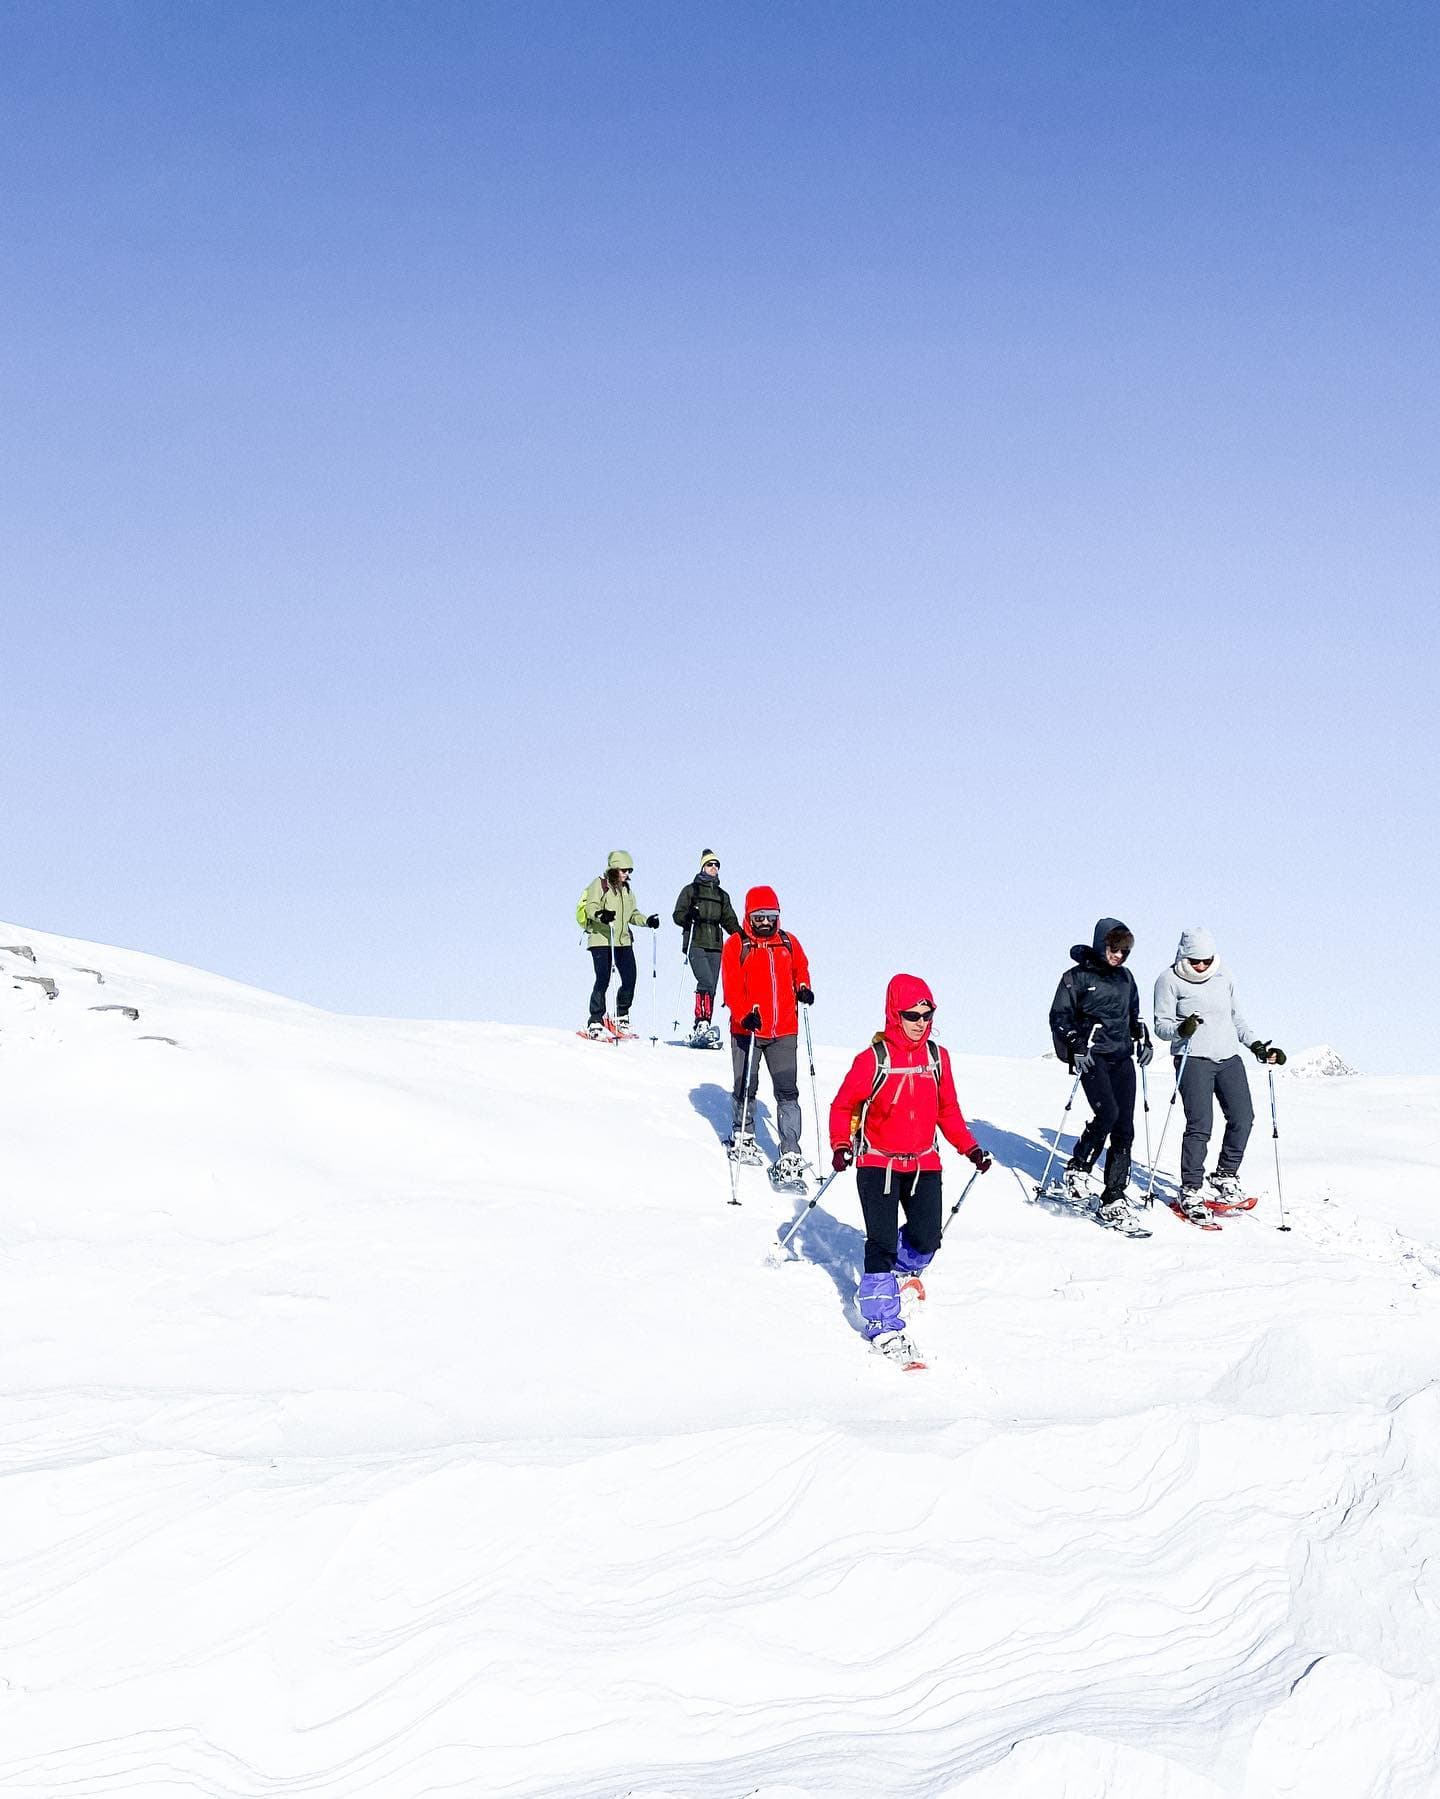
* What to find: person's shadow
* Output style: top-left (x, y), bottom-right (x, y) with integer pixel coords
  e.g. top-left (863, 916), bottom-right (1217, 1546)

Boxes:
top-left (968, 1115), bottom-right (1178, 1218)
top-left (689, 1083), bottom-right (779, 1158)
top-left (772, 1185), bottom-right (868, 1336)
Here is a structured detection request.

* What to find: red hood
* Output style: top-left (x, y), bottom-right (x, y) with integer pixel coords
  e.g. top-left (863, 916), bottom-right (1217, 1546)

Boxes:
top-left (883, 972), bottom-right (935, 1052)
top-left (744, 884), bottom-right (781, 935)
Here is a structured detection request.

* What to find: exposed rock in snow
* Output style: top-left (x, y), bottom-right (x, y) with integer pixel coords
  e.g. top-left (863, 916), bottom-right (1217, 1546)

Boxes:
top-left (1289, 1043), bottom-right (1359, 1078)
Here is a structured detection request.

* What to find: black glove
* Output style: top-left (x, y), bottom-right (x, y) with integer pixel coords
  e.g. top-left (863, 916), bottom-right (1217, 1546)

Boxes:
top-left (596, 907), bottom-right (616, 924)
top-left (740, 1008), bottom-right (762, 1032)
top-left (966, 1145), bottom-right (993, 1173)
top-left (1176, 1013), bottom-right (1201, 1039)
top-left (831, 1145), bottom-right (854, 1172)
top-left (1135, 1024), bottom-right (1154, 1067)
top-left (1250, 1040), bottom-right (1286, 1065)
top-left (796, 985), bottom-right (814, 1006)
top-left (645, 913), bottom-right (660, 929)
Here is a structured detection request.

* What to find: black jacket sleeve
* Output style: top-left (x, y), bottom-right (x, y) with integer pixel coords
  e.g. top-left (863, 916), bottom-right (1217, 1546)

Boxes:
top-left (1049, 969), bottom-right (1080, 1064)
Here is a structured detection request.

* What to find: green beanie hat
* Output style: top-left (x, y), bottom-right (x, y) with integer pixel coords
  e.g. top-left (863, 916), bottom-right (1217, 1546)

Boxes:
top-left (606, 849), bottom-right (634, 871)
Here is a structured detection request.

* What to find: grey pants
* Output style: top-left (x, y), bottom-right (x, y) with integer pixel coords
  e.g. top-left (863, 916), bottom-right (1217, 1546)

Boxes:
top-left (688, 944), bottom-right (721, 996)
top-left (731, 1032), bottom-right (802, 1154)
top-left (1178, 1053), bottom-right (1254, 1190)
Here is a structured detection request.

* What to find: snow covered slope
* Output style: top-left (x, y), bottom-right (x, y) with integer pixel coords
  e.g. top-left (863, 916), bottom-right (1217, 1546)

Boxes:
top-left (2, 923), bottom-right (1437, 1798)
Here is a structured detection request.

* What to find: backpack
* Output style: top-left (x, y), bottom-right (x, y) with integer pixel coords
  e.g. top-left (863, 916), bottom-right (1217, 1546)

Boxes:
top-left (738, 929), bottom-right (792, 964)
top-left (576, 887), bottom-right (592, 929)
top-left (854, 1033), bottom-right (943, 1156)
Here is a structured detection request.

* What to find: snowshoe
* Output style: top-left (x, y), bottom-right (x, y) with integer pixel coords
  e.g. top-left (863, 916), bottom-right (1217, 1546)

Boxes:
top-left (1205, 1173), bottom-right (1258, 1213)
top-left (1093, 1194), bottom-right (1153, 1239)
top-left (767, 1151), bottom-right (809, 1195)
top-left (1040, 1166), bottom-right (1092, 1205)
top-left (579, 1019), bottom-right (612, 1042)
top-left (725, 1131), bottom-right (764, 1166)
top-left (613, 1013), bottom-right (637, 1040)
top-left (1170, 1187), bottom-right (1223, 1231)
top-left (898, 1273), bottom-right (927, 1310)
top-left (871, 1329), bottom-right (927, 1372)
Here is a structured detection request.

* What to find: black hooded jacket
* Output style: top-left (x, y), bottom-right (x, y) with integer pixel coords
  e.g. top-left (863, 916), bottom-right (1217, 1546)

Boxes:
top-left (1049, 917), bottom-right (1140, 1063)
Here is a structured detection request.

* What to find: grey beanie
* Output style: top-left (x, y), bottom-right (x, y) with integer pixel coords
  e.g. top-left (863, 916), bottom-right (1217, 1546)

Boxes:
top-left (1177, 925), bottom-right (1217, 962)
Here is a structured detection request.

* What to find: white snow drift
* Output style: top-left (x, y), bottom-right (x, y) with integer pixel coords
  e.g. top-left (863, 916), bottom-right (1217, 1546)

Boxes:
top-left (1, 923), bottom-right (1436, 1798)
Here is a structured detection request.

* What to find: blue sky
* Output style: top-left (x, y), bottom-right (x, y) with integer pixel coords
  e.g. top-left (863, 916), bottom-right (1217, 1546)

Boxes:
top-left (3, 1), bottom-right (1436, 1073)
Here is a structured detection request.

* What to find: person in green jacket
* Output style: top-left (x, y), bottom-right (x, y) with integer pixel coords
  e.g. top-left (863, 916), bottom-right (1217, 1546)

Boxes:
top-left (580, 850), bottom-right (659, 1039)
top-left (672, 849), bottom-right (740, 1048)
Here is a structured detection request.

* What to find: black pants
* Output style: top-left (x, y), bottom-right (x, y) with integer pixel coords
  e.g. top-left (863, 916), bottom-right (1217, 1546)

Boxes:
top-left (588, 945), bottom-right (637, 1023)
top-left (1178, 1053), bottom-right (1254, 1189)
top-left (1070, 1050), bottom-right (1135, 1198)
top-left (857, 1167), bottom-right (943, 1274)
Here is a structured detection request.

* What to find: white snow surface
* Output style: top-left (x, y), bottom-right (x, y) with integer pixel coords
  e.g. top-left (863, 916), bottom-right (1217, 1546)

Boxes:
top-left (2, 923), bottom-right (1438, 1798)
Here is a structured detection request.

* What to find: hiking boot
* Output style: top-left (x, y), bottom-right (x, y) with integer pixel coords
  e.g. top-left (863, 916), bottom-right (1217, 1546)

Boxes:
top-left (585, 1020), bottom-right (608, 1040)
top-left (1176, 1186), bottom-right (1209, 1223)
top-left (871, 1329), bottom-right (926, 1369)
top-left (726, 1131), bottom-right (762, 1164)
top-left (773, 1151), bottom-right (807, 1183)
top-left (614, 1013), bottom-right (634, 1038)
top-left (1061, 1166), bottom-right (1093, 1204)
top-left (1207, 1172), bottom-right (1245, 1207)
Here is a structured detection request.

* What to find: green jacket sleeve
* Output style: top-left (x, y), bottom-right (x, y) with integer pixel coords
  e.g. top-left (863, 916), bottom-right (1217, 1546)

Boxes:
top-left (673, 884), bottom-right (695, 928)
top-left (721, 892), bottom-right (741, 935)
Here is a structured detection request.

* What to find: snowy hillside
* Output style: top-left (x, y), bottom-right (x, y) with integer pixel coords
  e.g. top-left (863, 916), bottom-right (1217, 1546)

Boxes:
top-left (2, 923), bottom-right (1438, 1799)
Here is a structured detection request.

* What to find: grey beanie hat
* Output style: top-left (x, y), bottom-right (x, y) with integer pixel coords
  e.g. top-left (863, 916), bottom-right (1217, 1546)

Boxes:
top-left (1177, 925), bottom-right (1217, 962)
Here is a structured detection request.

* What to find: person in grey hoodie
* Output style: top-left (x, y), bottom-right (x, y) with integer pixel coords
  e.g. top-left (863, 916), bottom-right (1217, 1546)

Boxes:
top-left (1153, 926), bottom-right (1286, 1218)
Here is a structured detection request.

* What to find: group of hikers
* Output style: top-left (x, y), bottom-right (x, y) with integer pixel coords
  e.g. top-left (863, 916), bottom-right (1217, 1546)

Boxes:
top-left (578, 849), bottom-right (1286, 1367)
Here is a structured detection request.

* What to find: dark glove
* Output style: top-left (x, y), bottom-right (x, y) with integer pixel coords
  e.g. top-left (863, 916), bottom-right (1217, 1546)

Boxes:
top-left (596, 907), bottom-right (616, 924)
top-left (831, 1145), bottom-right (854, 1172)
top-left (740, 1008), bottom-right (762, 1032)
top-left (796, 985), bottom-right (814, 1006)
top-left (1250, 1040), bottom-right (1286, 1065)
top-left (1176, 1013), bottom-right (1201, 1039)
top-left (1073, 1045), bottom-right (1096, 1076)
top-left (645, 914), bottom-right (660, 929)
top-left (966, 1145), bottom-right (993, 1173)
top-left (1135, 1024), bottom-right (1154, 1067)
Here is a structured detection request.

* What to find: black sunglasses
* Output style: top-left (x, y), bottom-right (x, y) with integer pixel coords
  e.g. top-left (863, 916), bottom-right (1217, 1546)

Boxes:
top-left (898, 1006), bottom-right (935, 1022)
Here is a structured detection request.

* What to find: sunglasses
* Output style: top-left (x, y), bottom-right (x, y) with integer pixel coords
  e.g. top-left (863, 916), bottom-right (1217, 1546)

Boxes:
top-left (1190, 956), bottom-right (1213, 968)
top-left (702, 861), bottom-right (720, 870)
top-left (898, 1006), bottom-right (935, 1022)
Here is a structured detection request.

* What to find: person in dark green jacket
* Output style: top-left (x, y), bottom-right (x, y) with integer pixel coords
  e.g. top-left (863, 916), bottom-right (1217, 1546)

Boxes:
top-left (672, 850), bottom-right (740, 1047)
top-left (580, 850), bottom-right (659, 1039)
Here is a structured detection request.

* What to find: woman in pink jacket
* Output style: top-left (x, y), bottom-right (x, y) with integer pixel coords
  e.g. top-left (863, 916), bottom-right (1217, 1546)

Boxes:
top-left (828, 973), bottom-right (991, 1361)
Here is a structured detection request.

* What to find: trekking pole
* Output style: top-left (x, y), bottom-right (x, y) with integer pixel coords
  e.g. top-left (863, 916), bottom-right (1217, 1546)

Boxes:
top-left (938, 1165), bottom-right (983, 1243)
top-left (648, 929), bottom-right (659, 1045)
top-left (1142, 1038), bottom-right (1193, 1206)
top-left (1269, 1065), bottom-right (1291, 1232)
top-left (1034, 1025), bottom-right (1100, 1195)
top-left (607, 918), bottom-right (619, 1045)
top-left (801, 1002), bottom-right (824, 1175)
top-left (1140, 1060), bottom-right (1153, 1191)
top-left (727, 1030), bottom-right (758, 1207)
top-left (771, 1165), bottom-right (846, 1259)
top-left (1035, 1075), bottom-right (1083, 1196)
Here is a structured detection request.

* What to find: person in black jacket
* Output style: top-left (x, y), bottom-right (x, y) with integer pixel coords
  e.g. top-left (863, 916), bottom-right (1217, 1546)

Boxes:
top-left (672, 850), bottom-right (741, 1047)
top-left (1048, 916), bottom-right (1154, 1224)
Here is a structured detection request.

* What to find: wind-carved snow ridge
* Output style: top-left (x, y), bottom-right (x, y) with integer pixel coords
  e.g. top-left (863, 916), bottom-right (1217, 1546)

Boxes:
top-left (1289, 1043), bottom-right (1360, 1078)
top-left (0, 919), bottom-right (1437, 1798)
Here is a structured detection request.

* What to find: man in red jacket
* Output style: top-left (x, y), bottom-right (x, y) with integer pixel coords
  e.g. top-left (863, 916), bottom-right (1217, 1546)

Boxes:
top-left (720, 885), bottom-right (813, 1187)
top-left (828, 974), bottom-right (992, 1362)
